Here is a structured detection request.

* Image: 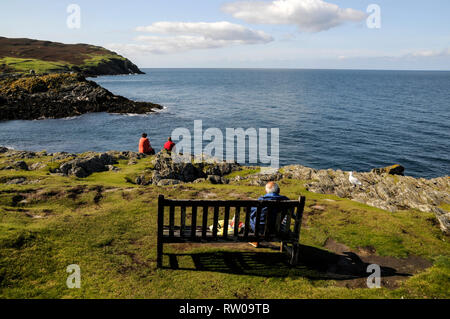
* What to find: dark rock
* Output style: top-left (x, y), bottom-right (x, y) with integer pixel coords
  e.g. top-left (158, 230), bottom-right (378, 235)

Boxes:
top-left (207, 175), bottom-right (223, 184)
top-left (157, 179), bottom-right (181, 186)
top-left (204, 162), bottom-right (240, 176)
top-left (130, 151), bottom-right (241, 186)
top-left (71, 167), bottom-right (89, 178)
top-left (153, 151), bottom-right (205, 182)
top-left (106, 150), bottom-right (143, 161)
top-left (371, 164), bottom-right (405, 176)
top-left (13, 161), bottom-right (28, 170)
top-left (51, 152), bottom-right (76, 161)
top-left (58, 153), bottom-right (116, 178)
top-left (134, 170), bottom-right (158, 185)
top-left (6, 150), bottom-right (37, 159)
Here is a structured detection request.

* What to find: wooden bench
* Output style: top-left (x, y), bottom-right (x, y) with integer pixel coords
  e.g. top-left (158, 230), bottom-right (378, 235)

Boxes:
top-left (157, 194), bottom-right (305, 268)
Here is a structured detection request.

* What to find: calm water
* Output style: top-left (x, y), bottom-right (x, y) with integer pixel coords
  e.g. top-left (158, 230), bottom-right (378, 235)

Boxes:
top-left (1, 69), bottom-right (449, 178)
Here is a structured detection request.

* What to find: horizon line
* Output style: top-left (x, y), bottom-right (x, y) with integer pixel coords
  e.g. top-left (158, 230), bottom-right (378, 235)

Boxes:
top-left (138, 67), bottom-right (450, 72)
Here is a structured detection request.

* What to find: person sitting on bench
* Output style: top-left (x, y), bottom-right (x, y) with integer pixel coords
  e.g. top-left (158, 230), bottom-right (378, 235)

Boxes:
top-left (248, 182), bottom-right (289, 248)
top-left (138, 133), bottom-right (155, 155)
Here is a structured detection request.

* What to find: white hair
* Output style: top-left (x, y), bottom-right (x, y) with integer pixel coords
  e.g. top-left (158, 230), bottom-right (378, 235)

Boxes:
top-left (266, 182), bottom-right (280, 194)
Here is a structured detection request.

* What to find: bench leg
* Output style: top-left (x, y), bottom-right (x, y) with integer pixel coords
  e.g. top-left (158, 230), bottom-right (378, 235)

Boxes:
top-left (289, 243), bottom-right (299, 266)
top-left (157, 241), bottom-right (163, 268)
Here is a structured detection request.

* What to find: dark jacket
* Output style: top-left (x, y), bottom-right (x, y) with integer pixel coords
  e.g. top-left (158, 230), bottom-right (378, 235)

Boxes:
top-left (249, 193), bottom-right (289, 232)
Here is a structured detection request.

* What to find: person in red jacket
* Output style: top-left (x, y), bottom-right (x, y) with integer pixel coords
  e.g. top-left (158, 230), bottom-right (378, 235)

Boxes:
top-left (139, 133), bottom-right (155, 155)
top-left (163, 137), bottom-right (176, 153)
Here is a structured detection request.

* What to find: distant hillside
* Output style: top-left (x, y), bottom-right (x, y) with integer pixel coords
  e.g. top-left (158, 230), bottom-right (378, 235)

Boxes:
top-left (0, 37), bottom-right (144, 76)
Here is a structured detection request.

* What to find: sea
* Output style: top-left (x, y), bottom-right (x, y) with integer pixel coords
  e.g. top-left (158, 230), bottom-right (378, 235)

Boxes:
top-left (0, 69), bottom-right (449, 179)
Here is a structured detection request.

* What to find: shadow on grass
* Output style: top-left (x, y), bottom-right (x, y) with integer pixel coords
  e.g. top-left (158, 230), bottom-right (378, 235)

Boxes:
top-left (164, 245), bottom-right (411, 281)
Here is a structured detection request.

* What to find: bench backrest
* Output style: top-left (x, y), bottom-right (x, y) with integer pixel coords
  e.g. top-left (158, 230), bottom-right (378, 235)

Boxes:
top-left (157, 195), bottom-right (305, 243)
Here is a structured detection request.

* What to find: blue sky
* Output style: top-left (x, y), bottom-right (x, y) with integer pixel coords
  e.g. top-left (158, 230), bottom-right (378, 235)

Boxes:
top-left (1, 0), bottom-right (449, 69)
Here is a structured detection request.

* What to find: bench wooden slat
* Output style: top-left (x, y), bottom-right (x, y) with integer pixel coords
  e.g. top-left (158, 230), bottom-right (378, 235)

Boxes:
top-left (284, 207), bottom-right (292, 235)
top-left (223, 205), bottom-right (230, 239)
top-left (162, 233), bottom-right (271, 243)
top-left (157, 195), bottom-right (164, 267)
top-left (180, 206), bottom-right (186, 238)
top-left (191, 205), bottom-right (198, 239)
top-left (254, 205), bottom-right (262, 240)
top-left (294, 196), bottom-right (305, 238)
top-left (202, 206), bottom-right (208, 239)
top-left (163, 199), bottom-right (300, 207)
top-left (244, 206), bottom-right (251, 240)
top-left (169, 206), bottom-right (175, 237)
top-left (264, 206), bottom-right (274, 240)
top-left (234, 206), bottom-right (240, 237)
top-left (213, 206), bottom-right (219, 238)
top-left (275, 207), bottom-right (282, 235)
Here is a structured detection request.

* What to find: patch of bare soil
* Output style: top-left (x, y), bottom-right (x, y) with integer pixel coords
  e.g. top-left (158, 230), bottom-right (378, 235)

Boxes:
top-left (197, 191), bottom-right (218, 199)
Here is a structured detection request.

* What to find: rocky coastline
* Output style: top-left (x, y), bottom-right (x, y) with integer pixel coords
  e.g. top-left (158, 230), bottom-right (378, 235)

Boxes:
top-left (1, 147), bottom-right (448, 234)
top-left (0, 73), bottom-right (162, 120)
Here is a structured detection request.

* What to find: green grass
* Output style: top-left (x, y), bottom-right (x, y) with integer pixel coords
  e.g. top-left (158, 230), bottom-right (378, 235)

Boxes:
top-left (224, 168), bottom-right (260, 179)
top-left (0, 57), bottom-right (71, 74)
top-left (1, 52), bottom-right (127, 75)
top-left (0, 153), bottom-right (449, 299)
top-left (82, 53), bottom-right (126, 67)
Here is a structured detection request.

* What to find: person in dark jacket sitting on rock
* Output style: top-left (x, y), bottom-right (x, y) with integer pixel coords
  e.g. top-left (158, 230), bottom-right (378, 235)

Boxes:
top-left (248, 182), bottom-right (289, 248)
top-left (138, 133), bottom-right (155, 155)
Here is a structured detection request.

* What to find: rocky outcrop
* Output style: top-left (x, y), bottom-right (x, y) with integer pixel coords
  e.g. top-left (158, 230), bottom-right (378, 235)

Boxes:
top-left (0, 73), bottom-right (162, 120)
top-left (282, 165), bottom-right (449, 234)
top-left (57, 153), bottom-right (117, 178)
top-left (78, 58), bottom-right (144, 77)
top-left (134, 151), bottom-right (240, 186)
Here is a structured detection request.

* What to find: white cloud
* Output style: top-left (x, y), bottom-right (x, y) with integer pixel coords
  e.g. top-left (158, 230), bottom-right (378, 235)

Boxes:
top-left (222, 0), bottom-right (366, 32)
top-left (408, 48), bottom-right (450, 58)
top-left (136, 21), bottom-right (272, 42)
top-left (114, 21), bottom-right (273, 54)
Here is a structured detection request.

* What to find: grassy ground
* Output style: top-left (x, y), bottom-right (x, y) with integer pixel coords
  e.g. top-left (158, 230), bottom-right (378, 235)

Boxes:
top-left (0, 53), bottom-right (126, 75)
top-left (0, 154), bottom-right (449, 299)
top-left (0, 57), bottom-right (71, 74)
